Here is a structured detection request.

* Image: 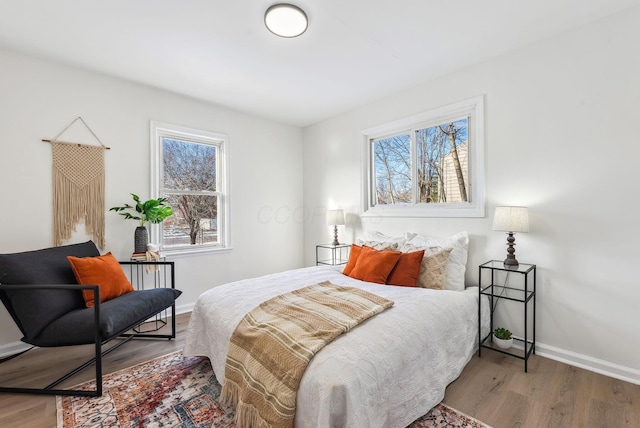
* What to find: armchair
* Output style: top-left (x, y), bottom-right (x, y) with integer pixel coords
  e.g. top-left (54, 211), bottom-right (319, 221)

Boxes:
top-left (0, 241), bottom-right (181, 396)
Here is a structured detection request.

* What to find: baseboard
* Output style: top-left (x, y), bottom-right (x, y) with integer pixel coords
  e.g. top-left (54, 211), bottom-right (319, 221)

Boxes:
top-left (0, 341), bottom-right (31, 358)
top-left (175, 302), bottom-right (194, 315)
top-left (536, 342), bottom-right (640, 386)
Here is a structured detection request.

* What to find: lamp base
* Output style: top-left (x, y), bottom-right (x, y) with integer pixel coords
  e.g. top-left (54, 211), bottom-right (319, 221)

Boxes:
top-left (331, 225), bottom-right (340, 246)
top-left (503, 256), bottom-right (519, 267)
top-left (503, 232), bottom-right (519, 267)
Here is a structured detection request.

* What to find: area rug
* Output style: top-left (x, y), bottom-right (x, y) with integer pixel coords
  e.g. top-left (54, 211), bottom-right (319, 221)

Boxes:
top-left (57, 351), bottom-right (490, 428)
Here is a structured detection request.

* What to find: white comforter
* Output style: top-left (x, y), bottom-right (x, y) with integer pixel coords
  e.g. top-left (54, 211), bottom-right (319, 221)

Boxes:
top-left (183, 266), bottom-right (489, 428)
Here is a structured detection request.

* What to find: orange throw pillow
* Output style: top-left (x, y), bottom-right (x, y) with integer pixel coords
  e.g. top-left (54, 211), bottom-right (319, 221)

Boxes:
top-left (342, 244), bottom-right (362, 275)
top-left (386, 249), bottom-right (425, 287)
top-left (68, 252), bottom-right (135, 308)
top-left (348, 245), bottom-right (401, 284)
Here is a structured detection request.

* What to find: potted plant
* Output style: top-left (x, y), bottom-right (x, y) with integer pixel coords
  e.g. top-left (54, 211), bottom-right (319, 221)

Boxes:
top-left (110, 194), bottom-right (173, 253)
top-left (493, 327), bottom-right (513, 349)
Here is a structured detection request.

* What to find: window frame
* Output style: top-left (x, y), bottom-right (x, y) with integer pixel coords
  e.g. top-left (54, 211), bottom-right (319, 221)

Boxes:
top-left (361, 95), bottom-right (485, 218)
top-left (150, 121), bottom-right (230, 255)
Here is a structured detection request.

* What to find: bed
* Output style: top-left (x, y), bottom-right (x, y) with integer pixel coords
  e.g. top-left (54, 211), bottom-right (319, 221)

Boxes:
top-left (184, 263), bottom-right (490, 428)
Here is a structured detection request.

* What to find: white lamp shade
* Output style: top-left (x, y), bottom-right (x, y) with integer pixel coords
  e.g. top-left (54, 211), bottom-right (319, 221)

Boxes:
top-left (492, 206), bottom-right (529, 233)
top-left (264, 4), bottom-right (308, 38)
top-left (327, 209), bottom-right (345, 226)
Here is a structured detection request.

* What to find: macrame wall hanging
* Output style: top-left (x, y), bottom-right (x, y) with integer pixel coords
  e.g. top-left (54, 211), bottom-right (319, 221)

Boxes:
top-left (43, 117), bottom-right (111, 249)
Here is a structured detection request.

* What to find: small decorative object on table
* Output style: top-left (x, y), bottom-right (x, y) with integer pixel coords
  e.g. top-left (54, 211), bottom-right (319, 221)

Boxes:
top-left (110, 194), bottom-right (173, 253)
top-left (493, 327), bottom-right (513, 349)
top-left (130, 244), bottom-right (162, 273)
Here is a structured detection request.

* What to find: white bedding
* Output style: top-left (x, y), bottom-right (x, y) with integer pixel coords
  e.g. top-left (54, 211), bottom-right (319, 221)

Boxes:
top-left (183, 266), bottom-right (490, 428)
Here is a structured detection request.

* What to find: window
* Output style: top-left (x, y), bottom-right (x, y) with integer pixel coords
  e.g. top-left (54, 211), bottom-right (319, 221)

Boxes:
top-left (362, 96), bottom-right (484, 217)
top-left (150, 121), bottom-right (229, 254)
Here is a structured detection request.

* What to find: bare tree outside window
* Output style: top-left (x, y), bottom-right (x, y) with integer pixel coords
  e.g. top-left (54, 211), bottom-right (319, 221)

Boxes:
top-left (373, 134), bottom-right (411, 205)
top-left (372, 118), bottom-right (468, 206)
top-left (162, 138), bottom-right (219, 246)
top-left (417, 118), bottom-right (468, 203)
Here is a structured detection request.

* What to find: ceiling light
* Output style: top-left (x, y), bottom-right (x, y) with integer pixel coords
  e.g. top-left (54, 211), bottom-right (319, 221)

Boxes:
top-left (264, 4), bottom-right (308, 38)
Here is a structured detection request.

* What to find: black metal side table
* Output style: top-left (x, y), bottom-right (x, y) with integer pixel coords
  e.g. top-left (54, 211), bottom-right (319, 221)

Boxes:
top-left (316, 244), bottom-right (350, 266)
top-left (478, 260), bottom-right (536, 372)
top-left (121, 260), bottom-right (175, 333)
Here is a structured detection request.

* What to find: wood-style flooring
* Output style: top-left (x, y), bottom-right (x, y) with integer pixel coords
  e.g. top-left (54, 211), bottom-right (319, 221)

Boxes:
top-left (0, 312), bottom-right (638, 428)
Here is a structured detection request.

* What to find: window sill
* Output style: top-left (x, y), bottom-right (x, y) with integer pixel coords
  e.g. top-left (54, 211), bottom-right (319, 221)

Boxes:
top-left (162, 246), bottom-right (233, 258)
top-left (362, 203), bottom-right (484, 218)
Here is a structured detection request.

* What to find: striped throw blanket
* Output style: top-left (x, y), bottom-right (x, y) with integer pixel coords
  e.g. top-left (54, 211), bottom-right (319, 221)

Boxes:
top-left (220, 281), bottom-right (394, 428)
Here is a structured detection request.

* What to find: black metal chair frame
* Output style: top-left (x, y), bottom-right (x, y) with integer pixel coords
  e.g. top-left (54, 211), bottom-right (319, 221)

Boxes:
top-left (0, 261), bottom-right (177, 397)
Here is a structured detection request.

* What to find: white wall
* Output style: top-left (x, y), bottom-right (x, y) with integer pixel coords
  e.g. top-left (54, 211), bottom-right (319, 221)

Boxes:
top-left (0, 48), bottom-right (304, 349)
top-left (302, 6), bottom-right (640, 382)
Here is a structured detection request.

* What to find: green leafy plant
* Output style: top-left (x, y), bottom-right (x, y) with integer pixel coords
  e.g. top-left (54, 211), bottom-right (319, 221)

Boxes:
top-left (110, 194), bottom-right (173, 227)
top-left (493, 327), bottom-right (512, 340)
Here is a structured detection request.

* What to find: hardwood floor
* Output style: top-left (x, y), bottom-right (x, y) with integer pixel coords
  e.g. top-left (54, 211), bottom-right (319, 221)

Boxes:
top-left (443, 350), bottom-right (640, 427)
top-left (0, 314), bottom-right (189, 428)
top-left (1, 312), bottom-right (638, 427)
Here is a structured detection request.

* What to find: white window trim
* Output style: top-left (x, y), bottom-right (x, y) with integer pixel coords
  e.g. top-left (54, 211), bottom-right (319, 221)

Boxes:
top-left (150, 120), bottom-right (231, 255)
top-left (361, 95), bottom-right (485, 218)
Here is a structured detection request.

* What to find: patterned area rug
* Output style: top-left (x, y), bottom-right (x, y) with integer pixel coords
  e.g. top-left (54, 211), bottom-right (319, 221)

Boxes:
top-left (57, 351), bottom-right (490, 428)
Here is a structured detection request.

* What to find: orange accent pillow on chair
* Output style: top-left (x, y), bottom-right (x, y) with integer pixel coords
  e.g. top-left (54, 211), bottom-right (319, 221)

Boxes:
top-left (386, 250), bottom-right (425, 287)
top-left (68, 252), bottom-right (134, 307)
top-left (348, 245), bottom-right (401, 284)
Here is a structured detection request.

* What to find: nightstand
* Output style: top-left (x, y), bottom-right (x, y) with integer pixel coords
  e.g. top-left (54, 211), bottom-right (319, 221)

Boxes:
top-left (316, 244), bottom-right (350, 266)
top-left (478, 260), bottom-right (536, 372)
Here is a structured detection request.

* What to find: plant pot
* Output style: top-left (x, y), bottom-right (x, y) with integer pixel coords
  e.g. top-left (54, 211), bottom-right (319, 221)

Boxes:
top-left (493, 334), bottom-right (513, 350)
top-left (134, 226), bottom-right (148, 253)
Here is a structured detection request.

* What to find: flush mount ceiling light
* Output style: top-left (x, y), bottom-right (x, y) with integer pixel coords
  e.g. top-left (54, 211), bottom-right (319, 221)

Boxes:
top-left (264, 3), bottom-right (308, 38)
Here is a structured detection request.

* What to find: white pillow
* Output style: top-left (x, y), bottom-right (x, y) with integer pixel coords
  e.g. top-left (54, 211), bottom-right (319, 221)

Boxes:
top-left (356, 240), bottom-right (400, 251)
top-left (405, 231), bottom-right (469, 291)
top-left (357, 230), bottom-right (407, 250)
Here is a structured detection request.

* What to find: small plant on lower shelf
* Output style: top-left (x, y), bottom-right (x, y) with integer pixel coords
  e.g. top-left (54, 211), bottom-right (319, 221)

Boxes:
top-left (494, 327), bottom-right (512, 340)
top-left (493, 327), bottom-right (513, 350)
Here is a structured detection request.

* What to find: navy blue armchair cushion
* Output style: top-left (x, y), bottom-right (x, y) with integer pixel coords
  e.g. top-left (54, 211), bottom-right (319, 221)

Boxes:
top-left (0, 241), bottom-right (100, 339)
top-left (31, 287), bottom-right (181, 346)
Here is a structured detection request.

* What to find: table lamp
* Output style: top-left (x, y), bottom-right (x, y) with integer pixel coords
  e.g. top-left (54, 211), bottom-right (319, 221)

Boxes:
top-left (327, 209), bottom-right (345, 246)
top-left (492, 206), bottom-right (529, 267)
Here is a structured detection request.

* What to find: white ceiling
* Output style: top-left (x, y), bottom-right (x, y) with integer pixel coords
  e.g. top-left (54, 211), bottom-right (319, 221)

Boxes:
top-left (0, 0), bottom-right (638, 127)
